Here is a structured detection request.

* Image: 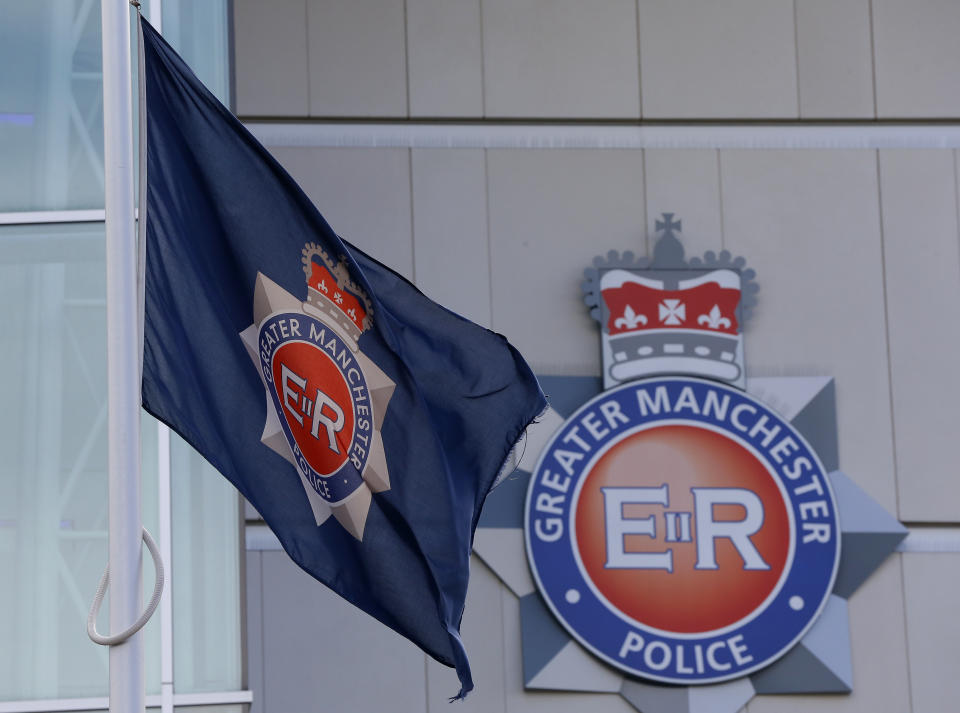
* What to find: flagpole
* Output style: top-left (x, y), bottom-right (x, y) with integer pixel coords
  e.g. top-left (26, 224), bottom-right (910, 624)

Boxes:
top-left (101, 1), bottom-right (145, 711)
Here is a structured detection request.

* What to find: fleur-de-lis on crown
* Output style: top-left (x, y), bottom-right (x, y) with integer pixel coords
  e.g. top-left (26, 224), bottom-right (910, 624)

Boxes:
top-left (698, 304), bottom-right (731, 330)
top-left (614, 305), bottom-right (648, 330)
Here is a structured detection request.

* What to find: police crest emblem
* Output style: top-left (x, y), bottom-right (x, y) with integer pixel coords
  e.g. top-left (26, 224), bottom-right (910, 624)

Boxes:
top-left (473, 215), bottom-right (906, 712)
top-left (528, 215), bottom-right (840, 684)
top-left (240, 244), bottom-right (395, 540)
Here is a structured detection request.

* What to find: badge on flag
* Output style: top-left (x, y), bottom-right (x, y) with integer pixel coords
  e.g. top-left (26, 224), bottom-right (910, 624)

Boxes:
top-left (137, 17), bottom-right (545, 698)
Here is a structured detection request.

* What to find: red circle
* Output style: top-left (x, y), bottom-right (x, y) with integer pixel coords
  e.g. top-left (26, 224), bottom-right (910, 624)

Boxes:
top-left (573, 424), bottom-right (790, 634)
top-left (272, 342), bottom-right (354, 476)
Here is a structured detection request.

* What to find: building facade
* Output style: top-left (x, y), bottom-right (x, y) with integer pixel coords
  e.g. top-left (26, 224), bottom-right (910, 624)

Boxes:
top-left (3, 2), bottom-right (960, 713)
top-left (234, 3), bottom-right (960, 713)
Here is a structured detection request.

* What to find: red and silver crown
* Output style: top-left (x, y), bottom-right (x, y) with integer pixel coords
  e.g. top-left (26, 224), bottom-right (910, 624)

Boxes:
top-left (583, 214), bottom-right (758, 388)
top-left (301, 243), bottom-right (373, 344)
top-left (601, 269), bottom-right (742, 382)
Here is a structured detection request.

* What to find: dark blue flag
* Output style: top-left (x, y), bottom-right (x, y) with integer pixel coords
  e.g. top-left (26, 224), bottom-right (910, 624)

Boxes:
top-left (138, 18), bottom-right (544, 698)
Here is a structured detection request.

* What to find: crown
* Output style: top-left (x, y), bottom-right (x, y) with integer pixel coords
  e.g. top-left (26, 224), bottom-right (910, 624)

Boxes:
top-left (582, 214), bottom-right (759, 386)
top-left (601, 268), bottom-right (743, 381)
top-left (301, 243), bottom-right (373, 343)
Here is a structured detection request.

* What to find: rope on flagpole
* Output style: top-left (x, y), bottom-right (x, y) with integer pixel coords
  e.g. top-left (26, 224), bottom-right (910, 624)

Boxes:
top-left (87, 527), bottom-right (164, 646)
top-left (84, 0), bottom-right (163, 652)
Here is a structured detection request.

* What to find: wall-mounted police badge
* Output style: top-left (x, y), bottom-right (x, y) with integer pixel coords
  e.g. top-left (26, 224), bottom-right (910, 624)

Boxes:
top-left (240, 244), bottom-right (395, 540)
top-left (526, 376), bottom-right (840, 685)
top-left (474, 216), bottom-right (906, 713)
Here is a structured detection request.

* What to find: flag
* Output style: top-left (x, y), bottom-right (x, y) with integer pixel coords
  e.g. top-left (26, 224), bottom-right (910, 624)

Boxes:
top-left (137, 18), bottom-right (545, 697)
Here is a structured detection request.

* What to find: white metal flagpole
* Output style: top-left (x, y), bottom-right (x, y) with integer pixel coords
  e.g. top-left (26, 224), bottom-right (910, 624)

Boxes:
top-left (100, 0), bottom-right (144, 711)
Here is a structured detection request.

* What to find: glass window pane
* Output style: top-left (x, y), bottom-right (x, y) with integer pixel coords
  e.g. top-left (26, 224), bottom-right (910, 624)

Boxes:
top-left (0, 2), bottom-right (105, 212)
top-left (0, 222), bottom-right (160, 700)
top-left (25, 709), bottom-right (160, 713)
top-left (162, 0), bottom-right (231, 105)
top-left (0, 1), bottom-right (229, 214)
top-left (172, 434), bottom-right (243, 693)
top-left (141, 411), bottom-right (162, 696)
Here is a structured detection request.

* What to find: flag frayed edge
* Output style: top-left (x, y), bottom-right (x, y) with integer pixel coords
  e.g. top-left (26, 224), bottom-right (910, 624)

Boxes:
top-left (448, 687), bottom-right (470, 703)
top-left (490, 404), bottom-right (550, 489)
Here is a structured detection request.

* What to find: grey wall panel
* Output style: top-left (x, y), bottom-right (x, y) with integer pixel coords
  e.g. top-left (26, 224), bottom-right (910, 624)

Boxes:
top-left (486, 149), bottom-right (646, 375)
top-left (411, 149), bottom-right (491, 326)
top-left (879, 150), bottom-right (960, 522)
top-left (426, 558), bottom-right (507, 712)
top-left (245, 551), bottom-right (264, 713)
top-left (902, 552), bottom-right (960, 713)
top-left (718, 150), bottom-right (897, 515)
top-left (233, 0), bottom-right (309, 117)
top-left (638, 1), bottom-right (798, 119)
top-left (873, 0), bottom-right (960, 118)
top-left (268, 146), bottom-right (415, 279)
top-left (746, 556), bottom-right (911, 713)
top-left (643, 149), bottom-right (724, 256)
top-left (306, 0), bottom-right (408, 117)
top-left (232, 2), bottom-right (960, 122)
top-left (795, 0), bottom-right (875, 119)
top-left (260, 550), bottom-right (428, 713)
top-left (407, 0), bottom-right (484, 117)
top-left (244, 497), bottom-right (263, 522)
top-left (482, 0), bottom-right (640, 119)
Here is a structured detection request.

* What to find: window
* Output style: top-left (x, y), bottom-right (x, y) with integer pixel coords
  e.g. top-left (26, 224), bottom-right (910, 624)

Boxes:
top-left (0, 2), bottom-right (246, 711)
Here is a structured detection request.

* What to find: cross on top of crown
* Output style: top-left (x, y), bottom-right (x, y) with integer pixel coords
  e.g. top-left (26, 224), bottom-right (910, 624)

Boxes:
top-left (655, 213), bottom-right (682, 238)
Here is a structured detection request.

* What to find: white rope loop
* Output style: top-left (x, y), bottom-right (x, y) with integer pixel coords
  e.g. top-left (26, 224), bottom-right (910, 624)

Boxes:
top-left (87, 526), bottom-right (165, 646)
